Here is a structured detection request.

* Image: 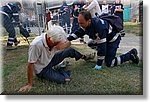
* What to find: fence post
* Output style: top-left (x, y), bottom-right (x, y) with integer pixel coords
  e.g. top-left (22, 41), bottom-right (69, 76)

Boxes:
top-left (36, 2), bottom-right (43, 35)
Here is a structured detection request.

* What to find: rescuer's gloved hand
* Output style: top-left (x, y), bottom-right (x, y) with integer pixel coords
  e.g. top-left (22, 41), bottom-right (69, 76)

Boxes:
top-left (94, 65), bottom-right (102, 70)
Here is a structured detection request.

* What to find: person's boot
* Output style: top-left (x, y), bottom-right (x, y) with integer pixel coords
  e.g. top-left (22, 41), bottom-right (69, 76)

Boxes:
top-left (129, 48), bottom-right (139, 64)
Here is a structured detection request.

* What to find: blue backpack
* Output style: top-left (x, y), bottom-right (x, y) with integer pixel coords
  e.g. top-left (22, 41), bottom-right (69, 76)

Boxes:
top-left (99, 14), bottom-right (123, 32)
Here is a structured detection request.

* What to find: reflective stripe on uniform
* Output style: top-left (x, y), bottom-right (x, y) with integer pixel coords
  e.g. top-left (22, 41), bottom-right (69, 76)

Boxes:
top-left (0, 11), bottom-right (9, 17)
top-left (109, 33), bottom-right (120, 43)
top-left (8, 38), bottom-right (14, 40)
top-left (13, 13), bottom-right (19, 16)
top-left (70, 33), bottom-right (78, 39)
top-left (8, 37), bottom-right (14, 44)
top-left (6, 4), bottom-right (12, 11)
top-left (97, 56), bottom-right (105, 60)
top-left (117, 57), bottom-right (121, 65)
top-left (100, 19), bottom-right (105, 24)
top-left (109, 24), bottom-right (113, 34)
top-left (111, 59), bottom-right (115, 67)
top-left (97, 38), bottom-right (106, 44)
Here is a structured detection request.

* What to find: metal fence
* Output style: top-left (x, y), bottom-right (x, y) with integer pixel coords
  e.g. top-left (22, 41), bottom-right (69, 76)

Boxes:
top-left (20, 1), bottom-right (46, 35)
top-left (1, 0), bottom-right (143, 37)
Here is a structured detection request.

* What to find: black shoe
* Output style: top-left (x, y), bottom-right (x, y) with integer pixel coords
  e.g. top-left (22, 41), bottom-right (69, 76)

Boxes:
top-left (130, 48), bottom-right (139, 64)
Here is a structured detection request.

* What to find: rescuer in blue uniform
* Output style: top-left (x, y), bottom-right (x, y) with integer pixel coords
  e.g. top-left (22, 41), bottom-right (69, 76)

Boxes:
top-left (60, 0), bottom-right (71, 34)
top-left (0, 2), bottom-right (22, 50)
top-left (67, 11), bottom-right (139, 70)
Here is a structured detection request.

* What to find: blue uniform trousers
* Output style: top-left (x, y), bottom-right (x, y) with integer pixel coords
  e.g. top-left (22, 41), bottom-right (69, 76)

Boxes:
top-left (104, 36), bottom-right (131, 67)
top-left (1, 14), bottom-right (16, 46)
top-left (36, 48), bottom-right (83, 84)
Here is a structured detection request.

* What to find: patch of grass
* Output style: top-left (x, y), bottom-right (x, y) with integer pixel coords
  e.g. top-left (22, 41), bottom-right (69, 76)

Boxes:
top-left (2, 42), bottom-right (143, 95)
top-left (124, 22), bottom-right (143, 36)
top-left (3, 45), bottom-right (28, 77)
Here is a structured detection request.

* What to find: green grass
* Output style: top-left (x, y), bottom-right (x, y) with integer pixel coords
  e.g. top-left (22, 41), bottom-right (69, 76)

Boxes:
top-left (2, 39), bottom-right (143, 95)
top-left (124, 22), bottom-right (143, 36)
top-left (1, 23), bottom-right (143, 95)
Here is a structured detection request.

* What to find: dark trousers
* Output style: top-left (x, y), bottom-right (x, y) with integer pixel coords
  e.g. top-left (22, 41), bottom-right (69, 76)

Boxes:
top-left (105, 36), bottom-right (131, 67)
top-left (1, 14), bottom-right (17, 46)
top-left (36, 48), bottom-right (83, 84)
top-left (62, 15), bottom-right (71, 33)
top-left (89, 36), bottom-right (131, 67)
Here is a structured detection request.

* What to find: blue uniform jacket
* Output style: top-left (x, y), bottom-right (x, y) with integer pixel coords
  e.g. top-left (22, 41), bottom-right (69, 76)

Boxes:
top-left (1, 3), bottom-right (20, 22)
top-left (67, 17), bottom-right (109, 66)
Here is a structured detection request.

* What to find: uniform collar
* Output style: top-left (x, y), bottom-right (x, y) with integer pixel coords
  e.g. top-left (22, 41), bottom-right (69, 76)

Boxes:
top-left (42, 33), bottom-right (48, 48)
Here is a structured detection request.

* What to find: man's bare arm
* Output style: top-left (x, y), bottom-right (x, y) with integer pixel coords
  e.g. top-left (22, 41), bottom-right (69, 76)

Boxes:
top-left (18, 63), bottom-right (34, 92)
